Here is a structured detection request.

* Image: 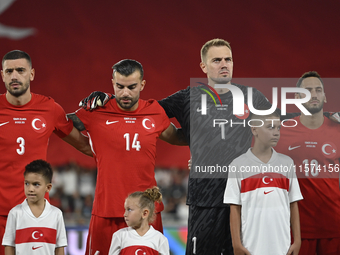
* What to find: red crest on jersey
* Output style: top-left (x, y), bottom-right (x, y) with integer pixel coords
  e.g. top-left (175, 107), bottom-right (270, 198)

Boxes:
top-left (142, 116), bottom-right (156, 133)
top-left (235, 104), bottom-right (250, 120)
top-left (321, 142), bottom-right (337, 159)
top-left (31, 117), bottom-right (47, 134)
top-left (135, 248), bottom-right (147, 255)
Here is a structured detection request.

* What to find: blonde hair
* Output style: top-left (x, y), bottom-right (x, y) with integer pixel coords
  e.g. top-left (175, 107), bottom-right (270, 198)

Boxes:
top-left (128, 186), bottom-right (162, 222)
top-left (201, 38), bottom-right (231, 62)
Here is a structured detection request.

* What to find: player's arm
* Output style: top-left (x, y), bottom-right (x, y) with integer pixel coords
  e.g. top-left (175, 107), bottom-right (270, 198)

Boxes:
top-left (230, 204), bottom-right (251, 255)
top-left (159, 123), bottom-right (188, 146)
top-left (287, 201), bottom-right (301, 255)
top-left (64, 113), bottom-right (92, 155)
top-left (55, 247), bottom-right (65, 255)
top-left (4, 246), bottom-right (15, 255)
top-left (67, 113), bottom-right (86, 131)
top-left (158, 87), bottom-right (189, 119)
top-left (61, 126), bottom-right (92, 156)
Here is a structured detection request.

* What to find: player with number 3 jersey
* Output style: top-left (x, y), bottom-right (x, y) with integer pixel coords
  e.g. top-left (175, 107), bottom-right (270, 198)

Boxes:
top-left (0, 50), bottom-right (92, 255)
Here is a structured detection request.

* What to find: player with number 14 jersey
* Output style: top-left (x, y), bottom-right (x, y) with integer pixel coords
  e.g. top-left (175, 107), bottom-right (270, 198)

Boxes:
top-left (75, 98), bottom-right (170, 218)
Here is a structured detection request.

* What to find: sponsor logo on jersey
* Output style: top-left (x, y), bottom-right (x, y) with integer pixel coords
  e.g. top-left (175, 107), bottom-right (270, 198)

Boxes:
top-left (31, 117), bottom-right (47, 133)
top-left (106, 120), bottom-right (119, 125)
top-left (32, 246), bottom-right (42, 250)
top-left (196, 107), bottom-right (209, 112)
top-left (0, 121), bottom-right (9, 127)
top-left (264, 190), bottom-right (274, 195)
top-left (288, 145), bottom-right (300, 150)
top-left (142, 116), bottom-right (156, 133)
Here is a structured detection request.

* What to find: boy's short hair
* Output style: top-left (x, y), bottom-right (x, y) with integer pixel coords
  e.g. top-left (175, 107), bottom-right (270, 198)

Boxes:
top-left (24, 159), bottom-right (53, 183)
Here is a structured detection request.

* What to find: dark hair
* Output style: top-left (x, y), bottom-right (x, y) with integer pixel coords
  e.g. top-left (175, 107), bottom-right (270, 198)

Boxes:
top-left (112, 59), bottom-right (144, 80)
top-left (201, 38), bottom-right (232, 62)
top-left (296, 71), bottom-right (324, 88)
top-left (24, 159), bottom-right (53, 183)
top-left (128, 186), bottom-right (162, 222)
top-left (2, 50), bottom-right (32, 68)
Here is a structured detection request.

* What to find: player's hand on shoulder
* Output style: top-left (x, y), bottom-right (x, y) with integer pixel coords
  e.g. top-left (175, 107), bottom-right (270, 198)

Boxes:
top-left (79, 91), bottom-right (114, 111)
top-left (329, 112), bottom-right (340, 124)
top-left (233, 245), bottom-right (251, 255)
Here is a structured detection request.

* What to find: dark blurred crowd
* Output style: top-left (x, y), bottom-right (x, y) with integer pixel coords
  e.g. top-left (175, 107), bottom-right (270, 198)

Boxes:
top-left (49, 162), bottom-right (189, 227)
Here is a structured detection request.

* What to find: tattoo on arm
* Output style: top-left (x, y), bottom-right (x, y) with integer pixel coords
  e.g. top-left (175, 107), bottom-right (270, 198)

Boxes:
top-left (67, 113), bottom-right (86, 131)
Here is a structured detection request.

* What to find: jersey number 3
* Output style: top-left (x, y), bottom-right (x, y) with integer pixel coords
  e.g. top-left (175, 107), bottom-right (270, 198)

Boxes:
top-left (124, 133), bottom-right (141, 151)
top-left (16, 137), bottom-right (25, 155)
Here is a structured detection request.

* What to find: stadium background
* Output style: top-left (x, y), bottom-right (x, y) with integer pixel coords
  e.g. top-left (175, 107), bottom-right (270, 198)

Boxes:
top-left (1, 1), bottom-right (340, 254)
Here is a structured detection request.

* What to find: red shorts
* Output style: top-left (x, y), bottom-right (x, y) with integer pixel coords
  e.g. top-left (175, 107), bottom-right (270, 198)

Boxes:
top-left (0, 216), bottom-right (7, 255)
top-left (299, 238), bottom-right (340, 255)
top-left (85, 213), bottom-right (163, 255)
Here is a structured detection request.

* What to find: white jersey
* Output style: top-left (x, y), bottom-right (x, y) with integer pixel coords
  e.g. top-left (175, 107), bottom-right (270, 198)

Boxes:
top-left (224, 148), bottom-right (303, 255)
top-left (2, 199), bottom-right (67, 255)
top-left (109, 226), bottom-right (169, 255)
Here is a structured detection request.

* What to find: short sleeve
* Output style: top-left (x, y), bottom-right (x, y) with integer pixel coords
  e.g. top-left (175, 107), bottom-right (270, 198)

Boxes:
top-left (159, 104), bottom-right (171, 134)
top-left (108, 231), bottom-right (121, 255)
top-left (223, 162), bottom-right (242, 205)
top-left (158, 87), bottom-right (189, 118)
top-left (288, 160), bottom-right (303, 203)
top-left (2, 209), bottom-right (16, 247)
top-left (56, 211), bottom-right (67, 247)
top-left (74, 107), bottom-right (87, 123)
top-left (53, 102), bottom-right (74, 138)
top-left (158, 234), bottom-right (170, 255)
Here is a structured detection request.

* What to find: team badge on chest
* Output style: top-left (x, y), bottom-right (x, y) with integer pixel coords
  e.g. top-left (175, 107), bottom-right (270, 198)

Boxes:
top-left (321, 142), bottom-right (337, 159)
top-left (31, 116), bottom-right (47, 133)
top-left (142, 116), bottom-right (156, 133)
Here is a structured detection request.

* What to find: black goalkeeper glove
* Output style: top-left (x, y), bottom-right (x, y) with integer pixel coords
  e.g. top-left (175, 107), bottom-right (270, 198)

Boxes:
top-left (79, 91), bottom-right (114, 111)
top-left (329, 112), bottom-right (340, 123)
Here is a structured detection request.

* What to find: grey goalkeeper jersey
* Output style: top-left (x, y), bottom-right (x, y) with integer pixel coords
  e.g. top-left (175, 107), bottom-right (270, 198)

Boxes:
top-left (159, 83), bottom-right (271, 207)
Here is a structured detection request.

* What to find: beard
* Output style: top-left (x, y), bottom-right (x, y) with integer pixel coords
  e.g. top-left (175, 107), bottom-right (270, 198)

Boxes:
top-left (302, 100), bottom-right (324, 114)
top-left (6, 81), bottom-right (30, 97)
top-left (116, 97), bottom-right (138, 110)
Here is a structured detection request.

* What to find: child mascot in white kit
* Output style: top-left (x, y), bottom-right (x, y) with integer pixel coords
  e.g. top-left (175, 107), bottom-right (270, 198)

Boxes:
top-left (109, 186), bottom-right (170, 255)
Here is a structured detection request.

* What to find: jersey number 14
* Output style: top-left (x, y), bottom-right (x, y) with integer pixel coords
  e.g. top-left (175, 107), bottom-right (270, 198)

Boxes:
top-left (124, 133), bottom-right (141, 151)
